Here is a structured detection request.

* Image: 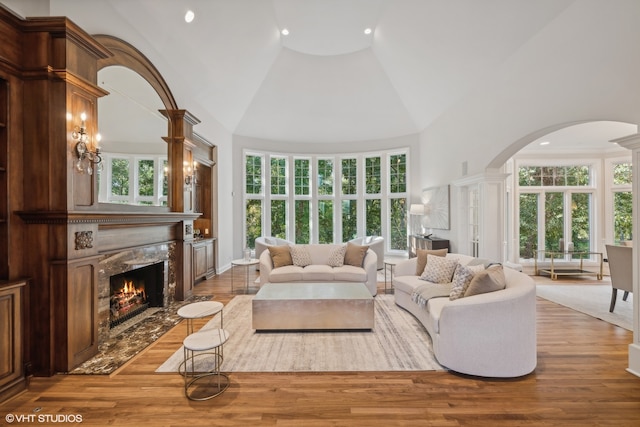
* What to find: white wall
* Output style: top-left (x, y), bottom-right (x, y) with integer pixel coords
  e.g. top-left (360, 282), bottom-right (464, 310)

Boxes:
top-left (418, 0), bottom-right (640, 250)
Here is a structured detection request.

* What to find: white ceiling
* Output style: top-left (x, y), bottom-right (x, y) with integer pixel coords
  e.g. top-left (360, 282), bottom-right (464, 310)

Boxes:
top-left (2, 0), bottom-right (635, 150)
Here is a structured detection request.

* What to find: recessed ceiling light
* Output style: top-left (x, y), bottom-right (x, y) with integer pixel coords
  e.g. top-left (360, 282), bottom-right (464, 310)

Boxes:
top-left (185, 10), bottom-right (195, 23)
top-left (281, 28), bottom-right (290, 36)
top-left (364, 28), bottom-right (372, 35)
top-left (540, 141), bottom-right (550, 146)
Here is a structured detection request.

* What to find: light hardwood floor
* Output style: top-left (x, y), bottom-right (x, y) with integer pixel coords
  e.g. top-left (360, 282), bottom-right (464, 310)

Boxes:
top-left (3, 269), bottom-right (640, 426)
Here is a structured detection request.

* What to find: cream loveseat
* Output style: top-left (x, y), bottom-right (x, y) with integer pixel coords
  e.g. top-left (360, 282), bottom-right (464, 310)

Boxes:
top-left (259, 243), bottom-right (378, 296)
top-left (393, 252), bottom-right (536, 378)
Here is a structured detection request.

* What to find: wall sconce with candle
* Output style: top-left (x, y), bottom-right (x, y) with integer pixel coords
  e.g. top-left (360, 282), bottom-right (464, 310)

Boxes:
top-left (184, 161), bottom-right (197, 186)
top-left (72, 112), bottom-right (102, 175)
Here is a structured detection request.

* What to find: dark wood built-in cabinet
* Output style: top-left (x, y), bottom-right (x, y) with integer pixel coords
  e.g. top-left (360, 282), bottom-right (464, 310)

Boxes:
top-left (0, 280), bottom-right (28, 402)
top-left (193, 238), bottom-right (217, 283)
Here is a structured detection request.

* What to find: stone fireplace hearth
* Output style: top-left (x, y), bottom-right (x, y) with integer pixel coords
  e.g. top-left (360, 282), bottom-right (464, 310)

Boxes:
top-left (97, 242), bottom-right (177, 347)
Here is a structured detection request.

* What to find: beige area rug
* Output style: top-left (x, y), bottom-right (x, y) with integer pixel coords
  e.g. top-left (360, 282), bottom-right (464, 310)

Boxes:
top-left (156, 295), bottom-right (444, 373)
top-left (535, 283), bottom-right (633, 331)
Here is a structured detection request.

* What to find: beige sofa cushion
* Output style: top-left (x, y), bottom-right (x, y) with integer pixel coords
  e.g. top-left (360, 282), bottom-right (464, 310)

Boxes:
top-left (289, 245), bottom-right (312, 267)
top-left (301, 264), bottom-right (334, 281)
top-left (420, 255), bottom-right (458, 284)
top-left (344, 242), bottom-right (369, 267)
top-left (333, 265), bottom-right (367, 282)
top-left (268, 245), bottom-right (293, 268)
top-left (450, 264), bottom-right (485, 300)
top-left (464, 264), bottom-right (506, 297)
top-left (327, 244), bottom-right (347, 267)
top-left (268, 265), bottom-right (303, 282)
top-left (415, 248), bottom-right (448, 275)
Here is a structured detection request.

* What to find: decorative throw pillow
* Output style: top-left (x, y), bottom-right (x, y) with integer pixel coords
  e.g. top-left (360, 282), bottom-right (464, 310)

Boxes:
top-left (415, 248), bottom-right (448, 275)
top-left (327, 244), bottom-right (347, 267)
top-left (449, 264), bottom-right (485, 300)
top-left (420, 254), bottom-right (458, 284)
top-left (268, 245), bottom-right (293, 268)
top-left (289, 245), bottom-right (312, 267)
top-left (464, 264), bottom-right (506, 297)
top-left (344, 242), bottom-right (369, 267)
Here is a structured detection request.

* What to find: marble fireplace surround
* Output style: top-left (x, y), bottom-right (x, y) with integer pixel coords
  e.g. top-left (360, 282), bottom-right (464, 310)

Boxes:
top-left (97, 242), bottom-right (177, 346)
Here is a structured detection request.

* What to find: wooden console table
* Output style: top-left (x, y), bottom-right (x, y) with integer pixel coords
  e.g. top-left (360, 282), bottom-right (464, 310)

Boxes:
top-left (409, 235), bottom-right (449, 258)
top-left (534, 250), bottom-right (603, 280)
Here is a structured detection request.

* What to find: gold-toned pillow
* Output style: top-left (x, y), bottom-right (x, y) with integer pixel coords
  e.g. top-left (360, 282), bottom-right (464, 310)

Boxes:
top-left (268, 245), bottom-right (293, 268)
top-left (464, 264), bottom-right (506, 297)
top-left (415, 248), bottom-right (448, 275)
top-left (344, 242), bottom-right (369, 267)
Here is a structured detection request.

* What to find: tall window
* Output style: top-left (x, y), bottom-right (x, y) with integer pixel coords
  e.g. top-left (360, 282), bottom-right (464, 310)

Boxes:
top-left (613, 162), bottom-right (633, 244)
top-left (245, 154), bottom-right (263, 248)
top-left (365, 156), bottom-right (382, 237)
top-left (244, 149), bottom-right (409, 252)
top-left (270, 157), bottom-right (287, 239)
top-left (518, 165), bottom-right (593, 259)
top-left (389, 154), bottom-right (407, 250)
top-left (341, 158), bottom-right (358, 241)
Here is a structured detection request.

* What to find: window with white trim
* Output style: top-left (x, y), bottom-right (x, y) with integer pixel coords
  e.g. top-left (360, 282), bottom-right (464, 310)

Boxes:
top-left (243, 150), bottom-right (408, 253)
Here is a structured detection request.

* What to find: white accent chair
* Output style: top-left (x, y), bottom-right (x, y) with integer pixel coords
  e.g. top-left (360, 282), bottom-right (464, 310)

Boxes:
top-left (349, 236), bottom-right (384, 270)
top-left (605, 244), bottom-right (633, 313)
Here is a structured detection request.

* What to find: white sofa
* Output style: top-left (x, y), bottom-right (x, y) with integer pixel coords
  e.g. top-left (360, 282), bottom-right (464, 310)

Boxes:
top-left (349, 236), bottom-right (384, 270)
top-left (259, 244), bottom-right (378, 296)
top-left (393, 253), bottom-right (537, 378)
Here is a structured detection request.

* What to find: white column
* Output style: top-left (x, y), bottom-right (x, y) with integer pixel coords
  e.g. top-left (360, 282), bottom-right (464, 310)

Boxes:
top-left (610, 133), bottom-right (640, 377)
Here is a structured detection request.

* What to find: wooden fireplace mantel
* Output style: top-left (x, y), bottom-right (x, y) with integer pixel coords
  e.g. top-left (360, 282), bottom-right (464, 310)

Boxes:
top-left (17, 210), bottom-right (201, 225)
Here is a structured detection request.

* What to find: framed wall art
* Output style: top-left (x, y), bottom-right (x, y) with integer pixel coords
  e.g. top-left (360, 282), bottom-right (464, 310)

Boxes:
top-left (421, 185), bottom-right (450, 230)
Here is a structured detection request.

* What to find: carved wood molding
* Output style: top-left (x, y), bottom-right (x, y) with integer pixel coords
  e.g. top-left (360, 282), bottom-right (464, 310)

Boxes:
top-left (74, 231), bottom-right (93, 250)
top-left (16, 211), bottom-right (201, 225)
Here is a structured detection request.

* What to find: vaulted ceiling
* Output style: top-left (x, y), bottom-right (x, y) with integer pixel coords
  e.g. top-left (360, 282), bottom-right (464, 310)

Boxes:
top-left (2, 0), bottom-right (635, 149)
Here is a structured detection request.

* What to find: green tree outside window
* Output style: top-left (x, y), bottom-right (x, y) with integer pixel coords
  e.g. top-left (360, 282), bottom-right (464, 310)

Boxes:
top-left (614, 191), bottom-right (633, 243)
top-left (519, 193), bottom-right (538, 258)
top-left (271, 200), bottom-right (286, 239)
top-left (295, 200), bottom-right (310, 243)
top-left (613, 163), bottom-right (632, 185)
top-left (390, 154), bottom-right (406, 193)
top-left (544, 192), bottom-right (564, 252)
top-left (318, 159), bottom-right (334, 196)
top-left (318, 200), bottom-right (333, 243)
top-left (246, 155), bottom-right (262, 195)
top-left (341, 158), bottom-right (357, 195)
top-left (111, 158), bottom-right (130, 196)
top-left (271, 157), bottom-right (286, 195)
top-left (245, 199), bottom-right (262, 249)
top-left (342, 200), bottom-right (357, 242)
top-left (390, 198), bottom-right (407, 250)
top-left (571, 193), bottom-right (591, 254)
top-left (138, 159), bottom-right (155, 197)
top-left (295, 159), bottom-right (310, 195)
top-left (365, 157), bottom-right (381, 194)
top-left (366, 199), bottom-right (381, 236)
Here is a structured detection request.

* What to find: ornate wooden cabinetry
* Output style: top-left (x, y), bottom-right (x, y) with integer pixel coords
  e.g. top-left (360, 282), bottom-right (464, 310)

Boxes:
top-left (193, 238), bottom-right (216, 282)
top-left (0, 279), bottom-right (28, 402)
top-left (409, 235), bottom-right (450, 258)
top-left (0, 77), bottom-right (7, 279)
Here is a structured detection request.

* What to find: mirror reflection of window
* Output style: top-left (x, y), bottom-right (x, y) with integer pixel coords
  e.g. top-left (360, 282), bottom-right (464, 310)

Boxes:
top-left (97, 65), bottom-right (167, 206)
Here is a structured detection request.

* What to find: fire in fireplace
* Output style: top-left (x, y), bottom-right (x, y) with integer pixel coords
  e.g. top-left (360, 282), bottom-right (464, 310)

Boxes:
top-left (109, 262), bottom-right (164, 328)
